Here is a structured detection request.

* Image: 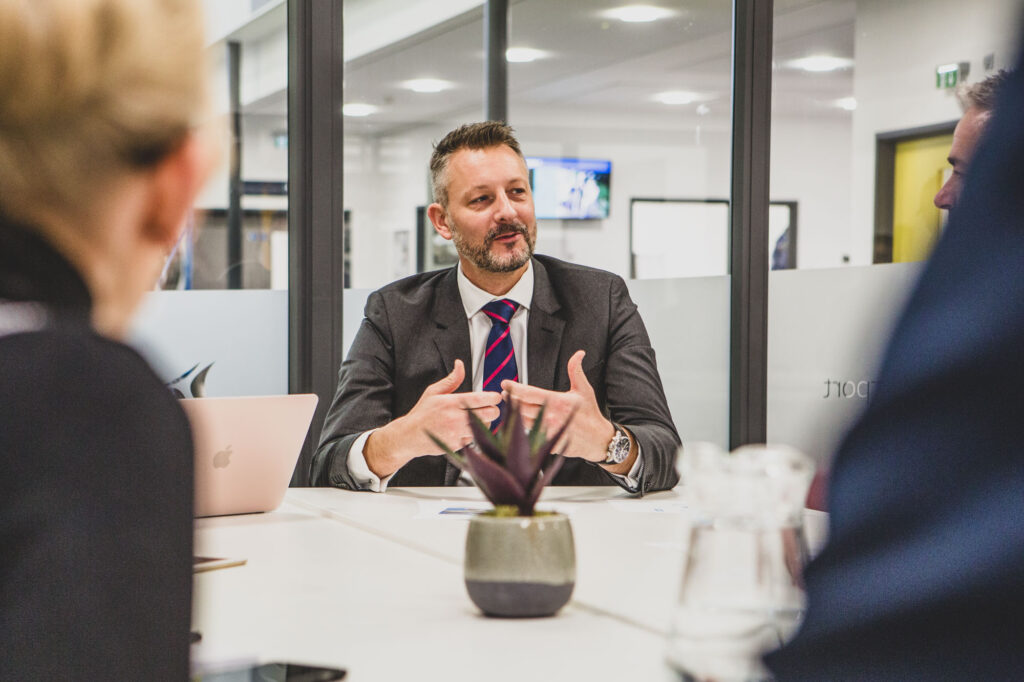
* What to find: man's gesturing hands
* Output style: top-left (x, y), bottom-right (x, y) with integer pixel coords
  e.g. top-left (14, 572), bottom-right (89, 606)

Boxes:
top-left (364, 359), bottom-right (501, 478)
top-left (501, 350), bottom-right (635, 473)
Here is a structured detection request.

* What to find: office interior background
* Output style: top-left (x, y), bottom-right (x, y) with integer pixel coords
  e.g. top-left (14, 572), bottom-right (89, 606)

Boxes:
top-left (129, 0), bottom-right (1019, 484)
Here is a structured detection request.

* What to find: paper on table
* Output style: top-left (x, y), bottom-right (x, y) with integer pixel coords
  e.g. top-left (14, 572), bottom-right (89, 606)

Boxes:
top-left (416, 500), bottom-right (491, 519)
top-left (415, 500), bottom-right (577, 519)
top-left (608, 500), bottom-right (688, 514)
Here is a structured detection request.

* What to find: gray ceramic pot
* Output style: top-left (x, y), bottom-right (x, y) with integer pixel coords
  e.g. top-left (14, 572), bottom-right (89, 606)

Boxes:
top-left (464, 511), bottom-right (576, 617)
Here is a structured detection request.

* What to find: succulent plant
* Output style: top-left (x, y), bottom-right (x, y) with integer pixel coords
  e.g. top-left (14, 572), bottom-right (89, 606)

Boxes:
top-left (430, 400), bottom-right (571, 517)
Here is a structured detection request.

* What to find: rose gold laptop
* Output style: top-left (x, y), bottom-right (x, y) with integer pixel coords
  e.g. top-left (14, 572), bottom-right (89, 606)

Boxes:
top-left (180, 394), bottom-right (318, 517)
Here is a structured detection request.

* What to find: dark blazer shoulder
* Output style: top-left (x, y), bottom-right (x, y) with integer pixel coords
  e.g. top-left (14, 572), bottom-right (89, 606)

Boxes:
top-left (372, 267), bottom-right (456, 305)
top-left (532, 254), bottom-right (628, 311)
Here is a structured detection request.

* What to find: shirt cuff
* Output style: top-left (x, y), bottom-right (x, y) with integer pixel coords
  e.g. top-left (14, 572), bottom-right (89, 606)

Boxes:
top-left (346, 429), bottom-right (395, 492)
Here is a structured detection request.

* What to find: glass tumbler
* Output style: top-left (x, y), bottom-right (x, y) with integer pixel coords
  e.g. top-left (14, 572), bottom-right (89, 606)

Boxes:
top-left (666, 443), bottom-right (814, 681)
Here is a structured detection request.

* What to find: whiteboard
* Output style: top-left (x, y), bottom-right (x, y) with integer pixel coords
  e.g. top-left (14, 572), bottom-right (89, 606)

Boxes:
top-left (630, 199), bottom-right (796, 278)
top-left (631, 200), bottom-right (729, 278)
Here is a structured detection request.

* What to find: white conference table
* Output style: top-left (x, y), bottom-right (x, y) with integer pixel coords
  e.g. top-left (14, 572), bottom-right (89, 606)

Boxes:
top-left (192, 486), bottom-right (828, 681)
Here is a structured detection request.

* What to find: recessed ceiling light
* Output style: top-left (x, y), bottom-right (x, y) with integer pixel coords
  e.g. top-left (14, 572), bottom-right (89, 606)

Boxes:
top-left (788, 55), bottom-right (854, 72)
top-left (506, 47), bottom-right (547, 63)
top-left (653, 90), bottom-right (711, 105)
top-left (402, 78), bottom-right (452, 93)
top-left (343, 103), bottom-right (378, 117)
top-left (834, 96), bottom-right (857, 111)
top-left (602, 5), bottom-right (676, 23)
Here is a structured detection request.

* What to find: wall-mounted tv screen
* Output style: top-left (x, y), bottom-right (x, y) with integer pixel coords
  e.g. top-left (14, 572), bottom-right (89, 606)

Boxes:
top-left (526, 157), bottom-right (611, 220)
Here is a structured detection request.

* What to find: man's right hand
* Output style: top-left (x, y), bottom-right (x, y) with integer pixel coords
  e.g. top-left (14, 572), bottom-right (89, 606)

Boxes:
top-left (363, 359), bottom-right (502, 478)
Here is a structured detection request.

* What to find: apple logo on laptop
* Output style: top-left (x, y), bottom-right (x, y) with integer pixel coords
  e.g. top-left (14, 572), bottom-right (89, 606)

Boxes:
top-left (213, 445), bottom-right (233, 469)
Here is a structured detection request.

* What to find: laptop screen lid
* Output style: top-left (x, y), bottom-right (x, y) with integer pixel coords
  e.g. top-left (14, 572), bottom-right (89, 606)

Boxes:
top-left (181, 394), bottom-right (318, 517)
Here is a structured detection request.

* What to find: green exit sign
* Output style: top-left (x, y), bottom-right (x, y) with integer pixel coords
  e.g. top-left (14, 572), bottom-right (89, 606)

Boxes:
top-left (936, 61), bottom-right (970, 89)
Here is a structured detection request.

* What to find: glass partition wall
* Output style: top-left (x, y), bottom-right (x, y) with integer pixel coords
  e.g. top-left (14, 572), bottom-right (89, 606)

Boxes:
top-left (129, 1), bottom-right (1016, 481)
top-left (766, 0), bottom-right (1021, 466)
top-left (265, 0), bottom-right (1020, 482)
top-left (129, 1), bottom-right (290, 400)
top-left (341, 1), bottom-right (735, 448)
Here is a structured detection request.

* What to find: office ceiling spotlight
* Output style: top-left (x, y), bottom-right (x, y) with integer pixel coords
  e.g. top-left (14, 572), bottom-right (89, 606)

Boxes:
top-left (342, 103), bottom-right (378, 117)
top-left (788, 55), bottom-right (854, 72)
top-left (653, 90), bottom-right (710, 105)
top-left (402, 78), bottom-right (452, 93)
top-left (602, 5), bottom-right (677, 23)
top-left (506, 47), bottom-right (547, 63)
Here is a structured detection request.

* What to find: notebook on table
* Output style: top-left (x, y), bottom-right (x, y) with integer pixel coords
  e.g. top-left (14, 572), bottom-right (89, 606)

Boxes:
top-left (181, 394), bottom-right (318, 517)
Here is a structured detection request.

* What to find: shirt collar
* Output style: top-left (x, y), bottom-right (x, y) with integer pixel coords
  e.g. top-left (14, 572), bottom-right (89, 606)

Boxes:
top-left (456, 259), bottom-right (534, 319)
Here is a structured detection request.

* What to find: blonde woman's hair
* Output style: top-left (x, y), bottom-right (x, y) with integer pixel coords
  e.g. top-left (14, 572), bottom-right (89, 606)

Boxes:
top-left (0, 0), bottom-right (209, 224)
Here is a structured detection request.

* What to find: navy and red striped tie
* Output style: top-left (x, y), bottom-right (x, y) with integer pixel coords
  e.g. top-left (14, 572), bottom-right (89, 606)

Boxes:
top-left (482, 298), bottom-right (520, 430)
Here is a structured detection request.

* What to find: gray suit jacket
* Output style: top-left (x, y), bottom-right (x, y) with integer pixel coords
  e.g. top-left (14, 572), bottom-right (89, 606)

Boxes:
top-left (311, 255), bottom-right (680, 492)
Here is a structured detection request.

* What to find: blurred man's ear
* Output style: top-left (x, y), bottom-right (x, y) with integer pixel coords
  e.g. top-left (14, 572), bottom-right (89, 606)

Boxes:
top-left (427, 202), bottom-right (453, 241)
top-left (143, 133), bottom-right (214, 247)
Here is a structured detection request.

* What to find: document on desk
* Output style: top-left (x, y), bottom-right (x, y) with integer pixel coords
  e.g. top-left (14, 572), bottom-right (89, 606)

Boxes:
top-left (416, 500), bottom-right (577, 519)
top-left (607, 500), bottom-right (688, 514)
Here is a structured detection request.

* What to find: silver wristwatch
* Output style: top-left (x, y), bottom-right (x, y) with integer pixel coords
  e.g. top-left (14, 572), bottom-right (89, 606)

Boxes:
top-left (603, 426), bottom-right (631, 464)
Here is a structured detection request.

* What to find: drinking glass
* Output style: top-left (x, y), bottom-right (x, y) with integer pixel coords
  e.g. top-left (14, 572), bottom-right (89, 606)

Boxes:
top-left (666, 443), bottom-right (814, 681)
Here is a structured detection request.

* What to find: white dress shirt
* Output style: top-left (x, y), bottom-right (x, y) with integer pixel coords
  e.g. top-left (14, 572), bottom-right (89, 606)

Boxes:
top-left (347, 261), bottom-right (641, 491)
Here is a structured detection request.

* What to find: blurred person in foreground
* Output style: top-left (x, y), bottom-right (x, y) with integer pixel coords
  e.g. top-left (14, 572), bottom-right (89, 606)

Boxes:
top-left (0, 0), bottom-right (215, 678)
top-left (766, 57), bottom-right (1024, 681)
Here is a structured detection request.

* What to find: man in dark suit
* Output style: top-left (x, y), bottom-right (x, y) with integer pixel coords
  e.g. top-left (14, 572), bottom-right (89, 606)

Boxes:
top-left (766, 60), bottom-right (1024, 680)
top-left (312, 122), bottom-right (679, 493)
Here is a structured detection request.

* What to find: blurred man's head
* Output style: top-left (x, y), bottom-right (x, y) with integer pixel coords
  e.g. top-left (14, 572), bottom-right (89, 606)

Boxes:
top-left (0, 0), bottom-right (217, 336)
top-left (934, 70), bottom-right (1009, 210)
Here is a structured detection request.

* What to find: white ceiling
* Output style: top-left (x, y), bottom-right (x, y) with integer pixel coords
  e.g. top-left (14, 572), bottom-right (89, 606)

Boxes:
top-left (242, 0), bottom-right (856, 135)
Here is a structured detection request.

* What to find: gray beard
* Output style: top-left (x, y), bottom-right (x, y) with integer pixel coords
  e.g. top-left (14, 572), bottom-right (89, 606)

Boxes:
top-left (452, 223), bottom-right (535, 273)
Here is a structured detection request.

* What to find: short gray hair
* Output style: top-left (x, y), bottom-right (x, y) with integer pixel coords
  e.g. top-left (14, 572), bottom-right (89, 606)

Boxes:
top-left (957, 69), bottom-right (1011, 112)
top-left (429, 121), bottom-right (525, 208)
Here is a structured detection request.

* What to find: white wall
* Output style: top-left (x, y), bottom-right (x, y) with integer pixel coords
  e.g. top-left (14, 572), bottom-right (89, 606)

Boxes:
top-left (341, 110), bottom-right (857, 288)
top-left (520, 120), bottom-right (732, 279)
top-left (848, 0), bottom-right (1019, 264)
top-left (341, 113), bottom-right (736, 288)
top-left (195, 112), bottom-right (287, 211)
top-left (771, 114), bottom-right (853, 268)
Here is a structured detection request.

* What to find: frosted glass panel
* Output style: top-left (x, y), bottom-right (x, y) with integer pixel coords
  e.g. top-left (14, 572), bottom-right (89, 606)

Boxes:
top-left (767, 263), bottom-right (922, 464)
top-left (130, 290), bottom-right (288, 397)
top-left (628, 277), bottom-right (730, 449)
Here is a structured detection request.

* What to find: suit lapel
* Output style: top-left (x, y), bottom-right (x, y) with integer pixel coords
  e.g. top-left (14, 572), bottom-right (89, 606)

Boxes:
top-left (431, 267), bottom-right (473, 393)
top-left (430, 267), bottom-right (472, 485)
top-left (527, 258), bottom-right (566, 391)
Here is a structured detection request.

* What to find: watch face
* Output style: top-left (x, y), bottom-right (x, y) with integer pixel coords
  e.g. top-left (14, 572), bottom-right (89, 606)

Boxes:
top-left (607, 431), bottom-right (630, 463)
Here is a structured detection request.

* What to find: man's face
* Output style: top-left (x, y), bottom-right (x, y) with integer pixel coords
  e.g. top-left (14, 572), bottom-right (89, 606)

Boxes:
top-left (934, 106), bottom-right (989, 211)
top-left (428, 145), bottom-right (537, 277)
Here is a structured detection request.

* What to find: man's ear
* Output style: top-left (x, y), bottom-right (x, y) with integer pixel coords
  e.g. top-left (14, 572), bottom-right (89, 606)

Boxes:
top-left (427, 202), bottom-right (453, 241)
top-left (142, 133), bottom-right (213, 248)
